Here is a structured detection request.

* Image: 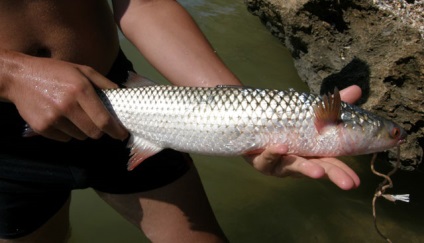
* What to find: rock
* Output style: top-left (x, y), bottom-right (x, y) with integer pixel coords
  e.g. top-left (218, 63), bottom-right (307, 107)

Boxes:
top-left (245, 0), bottom-right (423, 170)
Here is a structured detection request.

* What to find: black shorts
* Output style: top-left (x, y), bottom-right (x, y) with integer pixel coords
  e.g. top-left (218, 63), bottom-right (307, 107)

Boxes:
top-left (0, 49), bottom-right (190, 239)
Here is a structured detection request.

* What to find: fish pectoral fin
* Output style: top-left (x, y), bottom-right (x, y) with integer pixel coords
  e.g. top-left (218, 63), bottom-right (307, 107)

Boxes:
top-left (126, 134), bottom-right (163, 171)
top-left (313, 87), bottom-right (342, 134)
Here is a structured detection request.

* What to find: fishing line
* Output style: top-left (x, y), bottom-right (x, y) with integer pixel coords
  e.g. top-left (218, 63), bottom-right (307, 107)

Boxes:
top-left (370, 146), bottom-right (409, 243)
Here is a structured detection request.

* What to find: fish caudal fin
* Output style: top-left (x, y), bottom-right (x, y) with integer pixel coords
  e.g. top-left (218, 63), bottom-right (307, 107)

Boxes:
top-left (126, 134), bottom-right (163, 171)
top-left (313, 88), bottom-right (342, 133)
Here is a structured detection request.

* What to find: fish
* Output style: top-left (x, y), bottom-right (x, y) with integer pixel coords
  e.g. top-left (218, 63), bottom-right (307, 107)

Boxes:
top-left (97, 79), bottom-right (407, 171)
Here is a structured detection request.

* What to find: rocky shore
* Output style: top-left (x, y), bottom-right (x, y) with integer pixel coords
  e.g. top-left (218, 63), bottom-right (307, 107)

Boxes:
top-left (374, 0), bottom-right (424, 39)
top-left (244, 0), bottom-right (423, 170)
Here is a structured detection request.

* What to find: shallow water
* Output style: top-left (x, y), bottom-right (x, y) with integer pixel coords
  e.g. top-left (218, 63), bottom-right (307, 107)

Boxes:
top-left (70, 1), bottom-right (424, 242)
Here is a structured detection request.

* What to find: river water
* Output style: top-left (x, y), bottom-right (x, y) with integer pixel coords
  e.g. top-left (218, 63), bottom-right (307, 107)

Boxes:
top-left (69, 1), bottom-right (424, 242)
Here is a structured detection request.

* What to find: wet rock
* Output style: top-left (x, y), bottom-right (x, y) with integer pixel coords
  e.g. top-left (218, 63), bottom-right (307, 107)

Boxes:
top-left (245, 0), bottom-right (423, 170)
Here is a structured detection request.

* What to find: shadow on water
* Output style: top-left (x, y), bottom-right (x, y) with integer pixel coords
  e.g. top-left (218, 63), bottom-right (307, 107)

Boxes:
top-left (70, 0), bottom-right (424, 242)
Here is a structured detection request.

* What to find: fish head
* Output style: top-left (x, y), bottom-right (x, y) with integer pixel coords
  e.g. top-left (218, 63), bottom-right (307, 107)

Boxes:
top-left (338, 105), bottom-right (407, 155)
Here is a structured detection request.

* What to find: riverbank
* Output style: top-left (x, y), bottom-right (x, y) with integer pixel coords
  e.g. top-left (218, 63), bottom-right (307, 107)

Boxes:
top-left (245, 0), bottom-right (423, 170)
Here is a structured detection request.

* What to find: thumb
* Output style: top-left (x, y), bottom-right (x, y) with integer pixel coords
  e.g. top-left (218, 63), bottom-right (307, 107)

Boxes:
top-left (259, 144), bottom-right (289, 163)
top-left (244, 144), bottom-right (289, 174)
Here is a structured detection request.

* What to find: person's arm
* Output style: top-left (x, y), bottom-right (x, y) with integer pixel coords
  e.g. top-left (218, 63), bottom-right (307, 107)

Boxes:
top-left (112, 0), bottom-right (240, 87)
top-left (113, 0), bottom-right (362, 190)
top-left (0, 48), bottom-right (128, 141)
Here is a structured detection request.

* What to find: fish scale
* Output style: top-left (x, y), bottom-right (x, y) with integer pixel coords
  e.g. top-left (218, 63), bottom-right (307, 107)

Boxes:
top-left (98, 85), bottom-right (406, 170)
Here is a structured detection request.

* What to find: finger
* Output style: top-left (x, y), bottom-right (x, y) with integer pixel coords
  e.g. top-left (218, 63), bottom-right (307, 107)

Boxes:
top-left (312, 158), bottom-right (360, 190)
top-left (244, 145), bottom-right (289, 174)
top-left (277, 155), bottom-right (326, 178)
top-left (78, 65), bottom-right (119, 89)
top-left (327, 167), bottom-right (357, 190)
top-left (70, 78), bottom-right (128, 140)
top-left (339, 85), bottom-right (362, 104)
top-left (321, 157), bottom-right (360, 187)
top-left (259, 144), bottom-right (289, 162)
top-left (38, 128), bottom-right (72, 142)
top-left (79, 94), bottom-right (128, 140)
top-left (76, 69), bottom-right (129, 140)
top-left (62, 103), bottom-right (105, 139)
top-left (29, 117), bottom-right (83, 141)
top-left (54, 117), bottom-right (90, 140)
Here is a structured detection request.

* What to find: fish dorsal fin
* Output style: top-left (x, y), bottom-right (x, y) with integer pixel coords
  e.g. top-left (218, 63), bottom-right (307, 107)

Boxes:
top-left (126, 134), bottom-right (163, 171)
top-left (123, 71), bottom-right (157, 88)
top-left (313, 88), bottom-right (342, 133)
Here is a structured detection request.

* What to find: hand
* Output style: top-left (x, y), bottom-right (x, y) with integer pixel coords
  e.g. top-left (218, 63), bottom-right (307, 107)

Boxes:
top-left (8, 56), bottom-right (128, 142)
top-left (244, 85), bottom-right (362, 190)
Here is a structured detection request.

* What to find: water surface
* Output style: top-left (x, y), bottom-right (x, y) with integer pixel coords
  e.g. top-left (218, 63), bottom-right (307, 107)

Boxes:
top-left (70, 1), bottom-right (424, 242)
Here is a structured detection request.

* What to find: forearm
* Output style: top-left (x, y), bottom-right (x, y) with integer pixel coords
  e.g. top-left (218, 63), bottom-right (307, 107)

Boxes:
top-left (113, 0), bottom-right (241, 87)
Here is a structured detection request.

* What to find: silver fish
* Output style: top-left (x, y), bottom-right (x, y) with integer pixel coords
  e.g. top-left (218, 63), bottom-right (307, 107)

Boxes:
top-left (98, 84), bottom-right (407, 171)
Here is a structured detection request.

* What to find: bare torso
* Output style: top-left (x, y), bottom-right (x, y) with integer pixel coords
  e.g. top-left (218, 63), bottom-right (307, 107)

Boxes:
top-left (0, 0), bottom-right (119, 74)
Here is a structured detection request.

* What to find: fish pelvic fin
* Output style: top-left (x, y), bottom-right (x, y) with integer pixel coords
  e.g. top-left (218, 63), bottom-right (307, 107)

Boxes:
top-left (126, 134), bottom-right (163, 171)
top-left (313, 88), bottom-right (342, 134)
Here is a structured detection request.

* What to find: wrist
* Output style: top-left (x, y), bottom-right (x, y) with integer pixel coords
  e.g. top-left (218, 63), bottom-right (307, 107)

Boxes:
top-left (0, 49), bottom-right (30, 102)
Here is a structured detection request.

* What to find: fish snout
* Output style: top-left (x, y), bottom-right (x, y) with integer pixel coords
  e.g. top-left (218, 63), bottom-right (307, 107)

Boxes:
top-left (397, 128), bottom-right (408, 145)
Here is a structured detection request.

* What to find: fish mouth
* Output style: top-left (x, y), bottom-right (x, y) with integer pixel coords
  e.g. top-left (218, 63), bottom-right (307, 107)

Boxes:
top-left (396, 128), bottom-right (408, 146)
top-left (397, 138), bottom-right (406, 146)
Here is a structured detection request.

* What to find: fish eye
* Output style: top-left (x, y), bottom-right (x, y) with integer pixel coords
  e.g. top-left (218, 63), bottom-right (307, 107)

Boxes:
top-left (390, 127), bottom-right (401, 139)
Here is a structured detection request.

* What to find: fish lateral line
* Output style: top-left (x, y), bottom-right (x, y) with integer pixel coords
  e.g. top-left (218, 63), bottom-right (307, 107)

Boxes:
top-left (313, 87), bottom-right (342, 134)
top-left (215, 84), bottom-right (247, 89)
